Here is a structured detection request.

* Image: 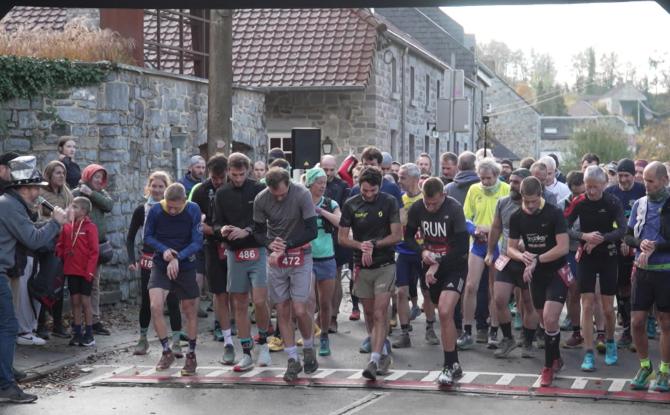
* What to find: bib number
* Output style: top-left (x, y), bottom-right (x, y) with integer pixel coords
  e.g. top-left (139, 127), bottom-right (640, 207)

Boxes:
top-left (494, 255), bottom-right (511, 272)
top-left (235, 248), bottom-right (259, 262)
top-left (278, 248), bottom-right (304, 268)
top-left (575, 245), bottom-right (583, 263)
top-left (425, 244), bottom-right (449, 259)
top-left (217, 243), bottom-right (227, 261)
top-left (139, 252), bottom-right (153, 270)
top-left (557, 263), bottom-right (575, 287)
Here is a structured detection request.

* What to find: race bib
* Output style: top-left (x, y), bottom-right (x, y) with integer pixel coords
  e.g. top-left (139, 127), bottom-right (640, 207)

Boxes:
top-left (494, 255), bottom-right (511, 272)
top-left (234, 248), bottom-right (259, 262)
top-left (425, 244), bottom-right (449, 258)
top-left (557, 263), bottom-right (575, 287)
top-left (139, 252), bottom-right (153, 270)
top-left (217, 243), bottom-right (227, 261)
top-left (278, 248), bottom-right (305, 268)
top-left (575, 245), bottom-right (584, 263)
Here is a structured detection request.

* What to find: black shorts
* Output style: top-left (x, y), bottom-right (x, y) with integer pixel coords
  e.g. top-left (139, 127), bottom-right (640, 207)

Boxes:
top-left (577, 254), bottom-right (618, 295)
top-left (427, 262), bottom-right (467, 305)
top-left (196, 250), bottom-right (206, 274)
top-left (68, 276), bottom-right (92, 296)
top-left (205, 242), bottom-right (228, 294)
top-left (494, 260), bottom-right (528, 289)
top-left (529, 269), bottom-right (568, 310)
top-left (632, 269), bottom-right (670, 313)
top-left (148, 266), bottom-right (199, 300)
top-left (617, 256), bottom-right (634, 290)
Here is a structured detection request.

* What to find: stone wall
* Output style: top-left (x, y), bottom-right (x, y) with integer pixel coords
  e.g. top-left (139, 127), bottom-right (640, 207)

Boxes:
top-left (485, 75), bottom-right (540, 160)
top-left (0, 64), bottom-right (266, 303)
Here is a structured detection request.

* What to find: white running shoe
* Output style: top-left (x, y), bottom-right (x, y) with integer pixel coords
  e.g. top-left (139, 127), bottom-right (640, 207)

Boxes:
top-left (16, 333), bottom-right (46, 346)
top-left (257, 343), bottom-right (272, 367)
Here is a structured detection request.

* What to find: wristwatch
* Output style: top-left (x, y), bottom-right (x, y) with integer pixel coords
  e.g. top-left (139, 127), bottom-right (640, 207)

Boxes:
top-left (371, 240), bottom-right (378, 249)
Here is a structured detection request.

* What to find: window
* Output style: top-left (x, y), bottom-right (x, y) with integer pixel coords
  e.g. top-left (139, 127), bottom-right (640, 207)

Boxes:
top-left (391, 129), bottom-right (398, 161)
top-left (409, 134), bottom-right (416, 163)
top-left (410, 66), bottom-right (415, 102)
top-left (437, 80), bottom-right (441, 99)
top-left (425, 74), bottom-right (430, 108)
top-left (268, 133), bottom-right (294, 166)
top-left (434, 138), bottom-right (440, 176)
top-left (424, 135), bottom-right (430, 155)
top-left (455, 139), bottom-right (460, 154)
top-left (544, 127), bottom-right (558, 134)
top-left (391, 58), bottom-right (398, 93)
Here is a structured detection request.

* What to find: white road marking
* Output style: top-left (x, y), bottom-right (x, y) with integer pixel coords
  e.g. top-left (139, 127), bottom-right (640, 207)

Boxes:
top-left (79, 366), bottom-right (134, 387)
top-left (607, 379), bottom-right (627, 392)
top-left (347, 371), bottom-right (365, 380)
top-left (312, 369), bottom-right (337, 379)
top-left (205, 369), bottom-right (229, 377)
top-left (459, 372), bottom-right (480, 384)
top-left (570, 378), bottom-right (589, 389)
top-left (139, 368), bottom-right (156, 376)
top-left (240, 368), bottom-right (266, 378)
top-left (420, 371), bottom-right (441, 382)
top-left (496, 374), bottom-right (516, 385)
top-left (383, 370), bottom-right (409, 381)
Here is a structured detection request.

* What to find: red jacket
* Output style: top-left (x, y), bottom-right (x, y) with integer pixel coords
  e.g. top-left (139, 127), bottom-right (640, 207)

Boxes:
top-left (56, 217), bottom-right (99, 281)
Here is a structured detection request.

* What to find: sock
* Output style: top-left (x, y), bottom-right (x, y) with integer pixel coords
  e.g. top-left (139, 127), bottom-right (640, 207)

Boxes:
top-left (401, 324), bottom-right (410, 334)
top-left (140, 327), bottom-right (149, 338)
top-left (426, 320), bottom-right (435, 329)
top-left (188, 338), bottom-right (197, 353)
top-left (85, 325), bottom-right (93, 337)
top-left (286, 346), bottom-right (299, 361)
top-left (160, 337), bottom-right (170, 352)
top-left (489, 326), bottom-right (499, 336)
top-left (586, 348), bottom-right (594, 355)
top-left (241, 338), bottom-right (253, 356)
top-left (544, 330), bottom-right (560, 368)
top-left (444, 350), bottom-right (458, 368)
top-left (640, 358), bottom-right (651, 369)
top-left (597, 329), bottom-right (605, 338)
top-left (572, 325), bottom-right (581, 336)
top-left (523, 327), bottom-right (535, 345)
top-left (371, 352), bottom-right (381, 364)
top-left (223, 329), bottom-right (233, 346)
top-left (258, 329), bottom-right (268, 345)
top-left (303, 337), bottom-right (314, 349)
top-left (320, 332), bottom-right (329, 341)
top-left (73, 324), bottom-right (82, 336)
top-left (660, 361), bottom-right (669, 374)
top-left (464, 324), bottom-right (472, 335)
top-left (606, 338), bottom-right (615, 344)
top-left (501, 322), bottom-right (512, 339)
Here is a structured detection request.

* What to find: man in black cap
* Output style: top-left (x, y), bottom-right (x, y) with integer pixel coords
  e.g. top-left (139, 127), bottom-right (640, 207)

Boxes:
top-left (0, 152), bottom-right (20, 195)
top-left (0, 155), bottom-right (69, 403)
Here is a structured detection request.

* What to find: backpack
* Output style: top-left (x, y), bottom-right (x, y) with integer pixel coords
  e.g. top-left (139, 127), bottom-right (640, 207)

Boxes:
top-left (320, 197), bottom-right (336, 234)
top-left (27, 249), bottom-right (65, 310)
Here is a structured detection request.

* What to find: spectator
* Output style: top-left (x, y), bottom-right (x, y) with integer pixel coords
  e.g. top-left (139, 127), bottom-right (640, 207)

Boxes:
top-left (179, 155), bottom-right (206, 195)
top-left (529, 161), bottom-right (559, 207)
top-left (73, 164), bottom-right (114, 336)
top-left (444, 151), bottom-right (480, 205)
top-left (253, 161), bottom-right (267, 180)
top-left (581, 153), bottom-right (600, 171)
top-left (606, 162), bottom-right (619, 187)
top-left (337, 155), bottom-right (359, 188)
top-left (0, 152), bottom-right (20, 195)
top-left (268, 148), bottom-right (286, 165)
top-left (634, 159), bottom-right (648, 184)
top-left (391, 161), bottom-right (401, 176)
top-left (548, 153), bottom-right (566, 183)
top-left (57, 137), bottom-right (81, 190)
top-left (381, 152), bottom-right (393, 175)
top-left (349, 147), bottom-right (403, 206)
top-left (520, 157), bottom-right (535, 170)
top-left (440, 151), bottom-right (458, 185)
top-left (499, 159), bottom-right (513, 183)
top-left (540, 156), bottom-right (570, 202)
top-left (416, 153), bottom-right (432, 175)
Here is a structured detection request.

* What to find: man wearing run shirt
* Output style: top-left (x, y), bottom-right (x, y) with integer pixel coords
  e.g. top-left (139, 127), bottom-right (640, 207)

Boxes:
top-left (253, 167), bottom-right (318, 382)
top-left (508, 177), bottom-right (570, 387)
top-left (404, 177), bottom-right (469, 385)
top-left (486, 168), bottom-right (540, 359)
top-left (604, 158), bottom-right (646, 348)
top-left (214, 153), bottom-right (271, 372)
top-left (339, 167), bottom-right (402, 381)
top-left (565, 166), bottom-right (626, 372)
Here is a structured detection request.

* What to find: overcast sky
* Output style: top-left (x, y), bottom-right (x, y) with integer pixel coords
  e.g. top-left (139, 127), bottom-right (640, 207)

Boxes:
top-left (442, 1), bottom-right (670, 87)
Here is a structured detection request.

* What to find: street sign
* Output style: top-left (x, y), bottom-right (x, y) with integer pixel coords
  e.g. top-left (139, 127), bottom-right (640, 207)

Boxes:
top-left (453, 98), bottom-right (471, 133)
top-left (436, 98), bottom-right (450, 132)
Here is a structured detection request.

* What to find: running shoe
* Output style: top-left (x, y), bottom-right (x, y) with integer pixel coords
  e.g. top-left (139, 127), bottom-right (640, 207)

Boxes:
top-left (92, 323), bottom-right (110, 336)
top-left (51, 324), bottom-right (70, 339)
top-left (303, 348), bottom-right (319, 374)
top-left (69, 334), bottom-right (81, 347)
top-left (647, 317), bottom-right (657, 339)
top-left (36, 325), bottom-right (49, 340)
top-left (319, 337), bottom-right (331, 356)
top-left (156, 351), bottom-right (175, 371)
top-left (409, 305), bottom-right (421, 321)
top-left (437, 366), bottom-right (455, 386)
top-left (494, 337), bottom-right (517, 358)
top-left (605, 341), bottom-right (618, 366)
top-left (133, 337), bottom-right (149, 355)
top-left (283, 358), bottom-right (303, 382)
top-left (654, 371), bottom-right (669, 392)
top-left (581, 351), bottom-right (595, 372)
top-left (230, 320), bottom-right (238, 336)
top-left (552, 357), bottom-right (564, 373)
top-left (539, 367), bottom-right (554, 387)
top-left (213, 327), bottom-right (225, 342)
top-left (359, 336), bottom-right (371, 354)
top-left (562, 332), bottom-right (584, 349)
top-left (475, 329), bottom-right (488, 344)
top-left (595, 333), bottom-right (606, 354)
top-left (268, 336), bottom-right (284, 352)
top-left (80, 333), bottom-right (95, 347)
top-left (630, 365), bottom-right (654, 390)
top-left (222, 344), bottom-right (235, 365)
top-left (617, 332), bottom-right (633, 349)
top-left (377, 354), bottom-right (393, 376)
top-left (426, 327), bottom-right (440, 345)
top-left (181, 352), bottom-right (197, 376)
top-left (456, 332), bottom-right (474, 350)
top-left (349, 309), bottom-right (361, 321)
top-left (234, 354), bottom-right (254, 372)
top-left (392, 332), bottom-right (411, 348)
top-left (171, 338), bottom-right (184, 358)
top-left (487, 331), bottom-right (499, 349)
top-left (521, 341), bottom-right (536, 358)
top-left (0, 384), bottom-right (38, 404)
top-left (362, 361), bottom-right (378, 381)
top-left (257, 343), bottom-right (271, 367)
top-left (16, 333), bottom-right (46, 346)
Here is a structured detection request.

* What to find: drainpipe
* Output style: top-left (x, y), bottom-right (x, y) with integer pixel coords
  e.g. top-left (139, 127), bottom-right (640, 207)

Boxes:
top-left (400, 47), bottom-right (408, 163)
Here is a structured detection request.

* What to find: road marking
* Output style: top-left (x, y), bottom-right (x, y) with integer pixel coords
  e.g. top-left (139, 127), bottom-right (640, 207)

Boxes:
top-left (607, 379), bottom-right (627, 392)
top-left (240, 368), bottom-right (266, 378)
top-left (139, 368), bottom-right (156, 376)
top-left (459, 372), bottom-right (480, 384)
top-left (496, 374), bottom-right (516, 385)
top-left (80, 366), bottom-right (134, 387)
top-left (205, 369), bottom-right (229, 377)
top-left (532, 376), bottom-right (542, 388)
top-left (347, 371), bottom-right (364, 380)
top-left (329, 392), bottom-right (387, 415)
top-left (312, 369), bottom-right (337, 379)
top-left (384, 370), bottom-right (409, 381)
top-left (421, 371), bottom-right (441, 382)
top-left (571, 378), bottom-right (589, 389)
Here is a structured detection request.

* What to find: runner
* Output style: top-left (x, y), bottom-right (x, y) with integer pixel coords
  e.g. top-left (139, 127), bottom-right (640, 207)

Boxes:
top-left (507, 176), bottom-right (570, 387)
top-left (625, 161), bottom-right (670, 392)
top-left (214, 152), bottom-right (271, 372)
top-left (189, 154), bottom-right (234, 362)
top-left (339, 166), bottom-right (402, 380)
top-left (305, 167), bottom-right (341, 356)
top-left (127, 171), bottom-right (183, 356)
top-left (529, 161), bottom-right (559, 207)
top-left (253, 161), bottom-right (267, 181)
top-left (179, 155), bottom-right (206, 195)
top-left (604, 158), bottom-right (646, 349)
top-left (440, 152), bottom-right (458, 185)
top-left (499, 159), bottom-right (513, 183)
top-left (458, 158), bottom-right (510, 350)
top-left (393, 163), bottom-right (439, 349)
top-left (253, 167), bottom-right (318, 382)
top-left (144, 183), bottom-right (203, 376)
top-left (565, 166), bottom-right (626, 371)
top-left (416, 153), bottom-right (432, 176)
top-left (485, 168), bottom-right (540, 359)
top-left (404, 177), bottom-right (469, 385)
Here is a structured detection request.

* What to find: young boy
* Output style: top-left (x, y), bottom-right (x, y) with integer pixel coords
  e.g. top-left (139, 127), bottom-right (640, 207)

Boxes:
top-left (56, 197), bottom-right (99, 347)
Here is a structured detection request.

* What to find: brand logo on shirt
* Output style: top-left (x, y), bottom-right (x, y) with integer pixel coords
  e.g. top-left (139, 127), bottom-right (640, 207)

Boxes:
top-left (527, 233), bottom-right (547, 249)
top-left (422, 221), bottom-right (448, 238)
top-left (355, 211), bottom-right (368, 219)
top-left (378, 211), bottom-right (383, 218)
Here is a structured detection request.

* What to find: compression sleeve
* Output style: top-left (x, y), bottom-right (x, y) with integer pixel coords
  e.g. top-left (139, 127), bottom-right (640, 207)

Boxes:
top-left (403, 203), bottom-right (422, 255)
top-left (286, 217), bottom-right (318, 249)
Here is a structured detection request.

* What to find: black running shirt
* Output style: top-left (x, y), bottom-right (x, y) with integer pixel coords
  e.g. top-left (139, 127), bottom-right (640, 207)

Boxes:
top-left (564, 193), bottom-right (626, 257)
top-left (509, 202), bottom-right (568, 272)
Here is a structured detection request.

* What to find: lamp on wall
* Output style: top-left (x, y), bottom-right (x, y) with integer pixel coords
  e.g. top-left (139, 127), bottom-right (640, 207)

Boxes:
top-left (426, 122), bottom-right (439, 139)
top-left (170, 127), bottom-right (188, 180)
top-left (322, 136), bottom-right (334, 155)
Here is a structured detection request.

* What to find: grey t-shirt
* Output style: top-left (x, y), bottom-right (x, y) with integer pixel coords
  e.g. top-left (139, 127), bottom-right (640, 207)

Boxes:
top-left (495, 196), bottom-right (521, 255)
top-left (253, 182), bottom-right (316, 243)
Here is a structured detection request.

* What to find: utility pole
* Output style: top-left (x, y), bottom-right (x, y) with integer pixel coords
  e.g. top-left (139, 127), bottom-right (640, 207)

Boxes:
top-left (207, 9), bottom-right (233, 158)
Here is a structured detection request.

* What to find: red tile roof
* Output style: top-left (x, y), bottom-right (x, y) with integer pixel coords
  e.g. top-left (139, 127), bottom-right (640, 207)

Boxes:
top-left (2, 7), bottom-right (382, 88)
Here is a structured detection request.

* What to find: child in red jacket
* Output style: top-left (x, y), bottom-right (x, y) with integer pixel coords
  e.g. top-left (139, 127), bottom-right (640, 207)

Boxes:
top-left (56, 197), bottom-right (99, 347)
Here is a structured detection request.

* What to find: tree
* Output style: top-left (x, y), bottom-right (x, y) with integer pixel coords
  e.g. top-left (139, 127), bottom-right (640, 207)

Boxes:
top-left (637, 118), bottom-right (670, 162)
top-left (599, 52), bottom-right (621, 90)
top-left (478, 40), bottom-right (528, 85)
top-left (565, 123), bottom-right (632, 170)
